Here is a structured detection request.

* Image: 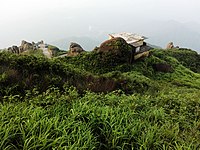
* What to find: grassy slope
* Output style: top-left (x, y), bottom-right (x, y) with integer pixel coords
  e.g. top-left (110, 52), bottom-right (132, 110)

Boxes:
top-left (0, 49), bottom-right (200, 149)
top-left (1, 87), bottom-right (200, 149)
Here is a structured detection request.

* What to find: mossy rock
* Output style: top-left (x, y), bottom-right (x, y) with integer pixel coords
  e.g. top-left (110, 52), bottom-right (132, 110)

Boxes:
top-left (97, 37), bottom-right (133, 63)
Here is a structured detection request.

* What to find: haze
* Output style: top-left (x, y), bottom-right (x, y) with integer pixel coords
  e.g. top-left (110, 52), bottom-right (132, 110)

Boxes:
top-left (1, 0), bottom-right (200, 51)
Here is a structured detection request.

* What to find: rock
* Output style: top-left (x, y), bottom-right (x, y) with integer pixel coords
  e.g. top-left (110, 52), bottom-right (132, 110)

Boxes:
top-left (98, 37), bottom-right (129, 53)
top-left (133, 42), bottom-right (152, 61)
top-left (7, 40), bottom-right (46, 54)
top-left (98, 37), bottom-right (134, 63)
top-left (68, 42), bottom-right (85, 56)
top-left (38, 40), bottom-right (44, 45)
top-left (134, 51), bottom-right (150, 60)
top-left (8, 46), bottom-right (20, 54)
top-left (153, 63), bottom-right (173, 73)
top-left (20, 40), bottom-right (35, 52)
top-left (166, 42), bottom-right (174, 49)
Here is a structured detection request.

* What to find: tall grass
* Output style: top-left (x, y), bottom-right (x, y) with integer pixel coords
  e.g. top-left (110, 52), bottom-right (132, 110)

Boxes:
top-left (1, 87), bottom-right (200, 149)
top-left (1, 49), bottom-right (200, 149)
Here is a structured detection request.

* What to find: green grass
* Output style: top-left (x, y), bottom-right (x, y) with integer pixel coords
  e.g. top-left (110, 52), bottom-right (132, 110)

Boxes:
top-left (1, 87), bottom-right (200, 149)
top-left (22, 49), bottom-right (44, 57)
top-left (1, 48), bottom-right (200, 149)
top-left (152, 49), bottom-right (200, 73)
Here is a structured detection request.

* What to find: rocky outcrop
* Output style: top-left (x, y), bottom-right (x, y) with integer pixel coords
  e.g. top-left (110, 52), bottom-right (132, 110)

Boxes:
top-left (8, 46), bottom-right (20, 54)
top-left (134, 51), bottom-right (150, 60)
top-left (19, 40), bottom-right (37, 52)
top-left (98, 37), bottom-right (131, 53)
top-left (166, 42), bottom-right (174, 49)
top-left (133, 42), bottom-right (152, 61)
top-left (166, 42), bottom-right (180, 50)
top-left (7, 40), bottom-right (46, 54)
top-left (97, 37), bottom-right (134, 63)
top-left (68, 42), bottom-right (85, 56)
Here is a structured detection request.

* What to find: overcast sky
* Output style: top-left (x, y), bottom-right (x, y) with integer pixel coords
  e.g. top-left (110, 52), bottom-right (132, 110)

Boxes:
top-left (0, 0), bottom-right (200, 49)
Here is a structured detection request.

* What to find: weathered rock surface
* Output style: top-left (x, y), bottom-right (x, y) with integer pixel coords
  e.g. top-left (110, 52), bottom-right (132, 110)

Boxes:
top-left (7, 40), bottom-right (47, 54)
top-left (134, 51), bottom-right (150, 60)
top-left (133, 42), bottom-right (152, 61)
top-left (98, 37), bottom-right (130, 53)
top-left (97, 37), bottom-right (134, 63)
top-left (68, 42), bottom-right (85, 56)
top-left (19, 40), bottom-right (37, 52)
top-left (8, 46), bottom-right (20, 54)
top-left (166, 42), bottom-right (174, 49)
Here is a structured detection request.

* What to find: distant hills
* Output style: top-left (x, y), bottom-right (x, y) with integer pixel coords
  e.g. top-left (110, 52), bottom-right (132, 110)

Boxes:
top-left (49, 21), bottom-right (200, 53)
top-left (1, 20), bottom-right (200, 53)
top-left (141, 20), bottom-right (200, 52)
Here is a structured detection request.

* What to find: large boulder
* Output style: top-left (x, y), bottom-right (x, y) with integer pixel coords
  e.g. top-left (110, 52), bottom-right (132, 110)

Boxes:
top-left (19, 40), bottom-right (35, 52)
top-left (97, 37), bottom-right (134, 63)
top-left (166, 42), bottom-right (174, 49)
top-left (68, 42), bottom-right (85, 56)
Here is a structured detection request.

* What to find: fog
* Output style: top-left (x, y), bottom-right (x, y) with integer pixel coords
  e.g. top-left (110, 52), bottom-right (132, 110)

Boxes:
top-left (1, 0), bottom-right (200, 51)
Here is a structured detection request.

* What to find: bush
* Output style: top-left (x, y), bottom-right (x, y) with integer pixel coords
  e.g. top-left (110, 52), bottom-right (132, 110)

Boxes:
top-left (153, 49), bottom-right (200, 73)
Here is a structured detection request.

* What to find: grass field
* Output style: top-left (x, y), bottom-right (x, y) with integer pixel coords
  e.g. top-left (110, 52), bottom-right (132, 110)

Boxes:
top-left (0, 49), bottom-right (200, 149)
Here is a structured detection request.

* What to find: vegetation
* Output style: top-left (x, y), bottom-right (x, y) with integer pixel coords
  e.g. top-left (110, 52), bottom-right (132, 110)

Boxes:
top-left (21, 49), bottom-right (44, 57)
top-left (0, 48), bottom-right (200, 149)
top-left (153, 49), bottom-right (200, 73)
top-left (0, 48), bottom-right (6, 51)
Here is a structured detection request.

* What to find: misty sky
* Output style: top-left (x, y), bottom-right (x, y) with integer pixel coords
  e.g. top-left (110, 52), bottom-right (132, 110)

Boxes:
top-left (1, 0), bottom-right (200, 49)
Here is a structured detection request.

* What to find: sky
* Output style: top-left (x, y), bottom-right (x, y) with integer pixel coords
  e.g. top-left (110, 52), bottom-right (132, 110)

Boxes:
top-left (0, 0), bottom-right (200, 49)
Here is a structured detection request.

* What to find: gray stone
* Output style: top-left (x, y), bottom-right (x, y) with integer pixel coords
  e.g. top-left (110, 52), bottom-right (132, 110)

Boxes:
top-left (8, 46), bottom-right (20, 54)
top-left (68, 42), bottom-right (84, 56)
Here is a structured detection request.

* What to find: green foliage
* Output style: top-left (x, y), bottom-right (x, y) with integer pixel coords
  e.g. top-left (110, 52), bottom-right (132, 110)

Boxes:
top-left (1, 47), bottom-right (200, 149)
top-left (0, 52), bottom-right (85, 98)
top-left (22, 49), bottom-right (44, 57)
top-left (1, 48), bottom-right (200, 97)
top-left (122, 71), bottom-right (160, 93)
top-left (0, 87), bottom-right (200, 149)
top-left (153, 49), bottom-right (200, 73)
top-left (60, 51), bottom-right (133, 74)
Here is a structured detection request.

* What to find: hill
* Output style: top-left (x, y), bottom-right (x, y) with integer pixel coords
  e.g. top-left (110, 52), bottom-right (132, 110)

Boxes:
top-left (0, 47), bottom-right (200, 149)
top-left (145, 20), bottom-right (200, 52)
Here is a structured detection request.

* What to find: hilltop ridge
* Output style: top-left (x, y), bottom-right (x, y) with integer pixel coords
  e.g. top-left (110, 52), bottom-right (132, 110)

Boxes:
top-left (1, 40), bottom-right (200, 149)
top-left (1, 43), bottom-right (200, 97)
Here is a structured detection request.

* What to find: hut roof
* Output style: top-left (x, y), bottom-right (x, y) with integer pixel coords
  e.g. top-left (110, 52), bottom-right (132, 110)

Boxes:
top-left (109, 32), bottom-right (147, 44)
